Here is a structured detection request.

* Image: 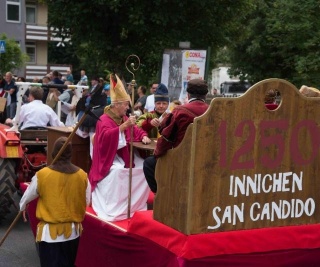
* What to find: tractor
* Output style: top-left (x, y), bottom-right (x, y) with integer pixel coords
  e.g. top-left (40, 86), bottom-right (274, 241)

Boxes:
top-left (0, 124), bottom-right (23, 220)
top-left (0, 82), bottom-right (87, 221)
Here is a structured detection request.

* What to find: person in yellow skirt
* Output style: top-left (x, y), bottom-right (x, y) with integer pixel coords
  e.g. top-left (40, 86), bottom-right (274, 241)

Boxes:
top-left (20, 137), bottom-right (91, 267)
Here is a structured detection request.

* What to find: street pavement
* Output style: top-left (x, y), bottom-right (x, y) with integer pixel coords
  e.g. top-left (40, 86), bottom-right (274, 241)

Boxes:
top-left (0, 193), bottom-right (40, 267)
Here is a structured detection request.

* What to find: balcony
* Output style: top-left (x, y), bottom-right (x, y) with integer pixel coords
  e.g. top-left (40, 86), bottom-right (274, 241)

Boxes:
top-left (25, 64), bottom-right (72, 81)
top-left (26, 24), bottom-right (48, 41)
top-left (26, 24), bottom-right (71, 42)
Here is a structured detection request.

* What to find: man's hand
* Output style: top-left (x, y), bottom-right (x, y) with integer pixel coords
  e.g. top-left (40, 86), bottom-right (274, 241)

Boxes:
top-left (142, 136), bottom-right (151, 144)
top-left (120, 115), bottom-right (136, 132)
top-left (151, 118), bottom-right (160, 127)
top-left (22, 209), bottom-right (28, 222)
top-left (5, 118), bottom-right (12, 125)
top-left (134, 102), bottom-right (142, 110)
top-left (127, 115), bottom-right (136, 126)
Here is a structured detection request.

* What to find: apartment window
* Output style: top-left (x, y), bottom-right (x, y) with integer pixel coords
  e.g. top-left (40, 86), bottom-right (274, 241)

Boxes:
top-left (26, 5), bottom-right (36, 24)
top-left (26, 42), bottom-right (36, 63)
top-left (6, 0), bottom-right (21, 23)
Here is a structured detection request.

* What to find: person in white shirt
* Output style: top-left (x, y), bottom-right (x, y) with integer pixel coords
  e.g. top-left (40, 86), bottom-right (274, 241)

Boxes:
top-left (143, 83), bottom-right (158, 112)
top-left (5, 86), bottom-right (64, 129)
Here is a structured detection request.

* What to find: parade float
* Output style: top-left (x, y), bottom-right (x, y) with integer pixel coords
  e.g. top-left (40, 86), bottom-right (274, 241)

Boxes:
top-left (18, 78), bottom-right (320, 266)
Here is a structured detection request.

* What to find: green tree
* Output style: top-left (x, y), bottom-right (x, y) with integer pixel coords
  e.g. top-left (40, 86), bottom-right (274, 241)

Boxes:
top-left (227, 0), bottom-right (320, 87)
top-left (44, 0), bottom-right (254, 85)
top-left (0, 33), bottom-right (29, 75)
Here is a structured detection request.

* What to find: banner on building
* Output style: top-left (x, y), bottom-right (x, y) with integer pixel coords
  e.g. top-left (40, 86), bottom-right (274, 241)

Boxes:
top-left (161, 49), bottom-right (207, 103)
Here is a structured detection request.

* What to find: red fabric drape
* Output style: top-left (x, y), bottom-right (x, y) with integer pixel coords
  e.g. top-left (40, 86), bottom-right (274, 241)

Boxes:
top-left (21, 183), bottom-right (320, 267)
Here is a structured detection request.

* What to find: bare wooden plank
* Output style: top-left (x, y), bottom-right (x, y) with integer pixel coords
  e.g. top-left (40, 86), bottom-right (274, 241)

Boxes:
top-left (20, 140), bottom-right (47, 146)
top-left (19, 129), bottom-right (48, 141)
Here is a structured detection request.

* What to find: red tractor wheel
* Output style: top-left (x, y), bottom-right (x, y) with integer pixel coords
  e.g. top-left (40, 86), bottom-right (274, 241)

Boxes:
top-left (0, 158), bottom-right (17, 221)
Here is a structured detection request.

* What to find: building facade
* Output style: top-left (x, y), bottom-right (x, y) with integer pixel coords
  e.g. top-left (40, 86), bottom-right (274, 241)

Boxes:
top-left (0, 0), bottom-right (71, 81)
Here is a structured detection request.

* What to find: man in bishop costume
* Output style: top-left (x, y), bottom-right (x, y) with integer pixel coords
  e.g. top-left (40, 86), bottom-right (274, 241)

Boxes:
top-left (89, 74), bottom-right (151, 221)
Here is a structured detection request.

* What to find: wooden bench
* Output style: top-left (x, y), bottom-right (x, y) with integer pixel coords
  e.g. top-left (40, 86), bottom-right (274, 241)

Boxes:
top-left (19, 129), bottom-right (48, 146)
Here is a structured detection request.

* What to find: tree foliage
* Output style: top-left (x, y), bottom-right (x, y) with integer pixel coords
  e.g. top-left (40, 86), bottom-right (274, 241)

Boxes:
top-left (44, 0), bottom-right (253, 85)
top-left (0, 33), bottom-right (29, 75)
top-left (227, 0), bottom-right (320, 87)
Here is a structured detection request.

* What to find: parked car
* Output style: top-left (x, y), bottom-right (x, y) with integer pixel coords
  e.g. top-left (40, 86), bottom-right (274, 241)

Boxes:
top-left (220, 81), bottom-right (251, 97)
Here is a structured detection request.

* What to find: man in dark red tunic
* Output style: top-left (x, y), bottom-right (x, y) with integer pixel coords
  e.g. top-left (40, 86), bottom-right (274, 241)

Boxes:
top-left (143, 79), bottom-right (209, 193)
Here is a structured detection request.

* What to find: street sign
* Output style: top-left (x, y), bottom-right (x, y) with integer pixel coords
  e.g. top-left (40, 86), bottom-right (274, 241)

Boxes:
top-left (0, 40), bottom-right (6, 54)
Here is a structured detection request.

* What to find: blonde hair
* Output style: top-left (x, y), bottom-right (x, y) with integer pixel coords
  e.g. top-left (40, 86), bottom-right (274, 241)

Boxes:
top-left (299, 85), bottom-right (320, 97)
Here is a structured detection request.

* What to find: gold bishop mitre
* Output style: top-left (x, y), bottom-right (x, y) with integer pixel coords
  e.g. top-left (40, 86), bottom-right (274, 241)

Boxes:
top-left (110, 74), bottom-right (131, 104)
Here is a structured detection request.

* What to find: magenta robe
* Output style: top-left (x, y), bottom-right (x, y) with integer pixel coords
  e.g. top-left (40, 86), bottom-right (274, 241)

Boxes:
top-left (89, 114), bottom-right (147, 190)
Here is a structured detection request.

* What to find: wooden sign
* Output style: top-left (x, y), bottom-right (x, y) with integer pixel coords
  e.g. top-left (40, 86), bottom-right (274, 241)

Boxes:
top-left (0, 97), bottom-right (6, 112)
top-left (154, 78), bottom-right (320, 234)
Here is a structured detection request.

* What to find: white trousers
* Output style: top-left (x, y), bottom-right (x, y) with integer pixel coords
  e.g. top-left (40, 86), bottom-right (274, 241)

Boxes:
top-left (92, 151), bottom-right (150, 221)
